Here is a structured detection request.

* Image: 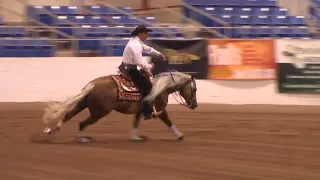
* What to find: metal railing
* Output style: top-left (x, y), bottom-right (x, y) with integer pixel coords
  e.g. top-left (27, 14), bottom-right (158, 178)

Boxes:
top-left (181, 1), bottom-right (230, 39)
top-left (0, 25), bottom-right (314, 57)
top-left (0, 25), bottom-right (313, 39)
top-left (132, 4), bottom-right (227, 39)
top-left (96, 1), bottom-right (175, 37)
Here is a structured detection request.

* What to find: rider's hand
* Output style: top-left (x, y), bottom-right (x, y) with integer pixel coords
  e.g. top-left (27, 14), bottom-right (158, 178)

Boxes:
top-left (150, 63), bottom-right (155, 69)
top-left (160, 53), bottom-right (166, 61)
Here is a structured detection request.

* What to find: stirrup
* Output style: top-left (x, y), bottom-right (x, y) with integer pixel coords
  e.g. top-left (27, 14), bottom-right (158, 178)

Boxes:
top-left (152, 106), bottom-right (159, 118)
top-left (152, 106), bottom-right (164, 118)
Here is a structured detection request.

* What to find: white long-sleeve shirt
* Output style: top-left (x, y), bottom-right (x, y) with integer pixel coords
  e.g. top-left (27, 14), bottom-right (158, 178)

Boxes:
top-left (121, 36), bottom-right (162, 71)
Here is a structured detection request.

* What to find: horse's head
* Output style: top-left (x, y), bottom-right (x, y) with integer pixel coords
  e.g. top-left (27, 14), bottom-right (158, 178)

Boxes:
top-left (178, 74), bottom-right (198, 110)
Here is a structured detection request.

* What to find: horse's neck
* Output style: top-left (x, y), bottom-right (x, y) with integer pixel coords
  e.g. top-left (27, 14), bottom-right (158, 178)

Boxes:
top-left (153, 72), bottom-right (186, 94)
top-left (165, 83), bottom-right (181, 95)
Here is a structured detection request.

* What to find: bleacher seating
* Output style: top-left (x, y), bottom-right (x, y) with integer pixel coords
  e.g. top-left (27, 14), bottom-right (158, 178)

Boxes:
top-left (183, 0), bottom-right (310, 38)
top-left (309, 0), bottom-right (320, 31)
top-left (0, 1), bottom-right (313, 58)
top-left (99, 38), bottom-right (129, 56)
top-left (0, 27), bottom-right (26, 37)
top-left (0, 39), bottom-right (54, 57)
top-left (26, 5), bottom-right (183, 38)
top-left (20, 4), bottom-right (186, 56)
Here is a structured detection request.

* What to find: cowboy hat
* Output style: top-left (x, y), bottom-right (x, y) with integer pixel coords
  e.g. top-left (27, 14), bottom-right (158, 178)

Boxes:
top-left (131, 24), bottom-right (153, 36)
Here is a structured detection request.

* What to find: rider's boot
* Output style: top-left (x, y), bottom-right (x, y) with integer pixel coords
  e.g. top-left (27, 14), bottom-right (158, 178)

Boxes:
top-left (143, 101), bottom-right (155, 120)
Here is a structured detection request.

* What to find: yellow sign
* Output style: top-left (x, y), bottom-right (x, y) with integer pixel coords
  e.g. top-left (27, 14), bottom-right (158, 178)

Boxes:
top-left (163, 49), bottom-right (200, 64)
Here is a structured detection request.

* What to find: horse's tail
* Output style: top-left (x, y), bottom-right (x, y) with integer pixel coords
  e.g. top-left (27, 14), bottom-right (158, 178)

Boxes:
top-left (42, 82), bottom-right (95, 125)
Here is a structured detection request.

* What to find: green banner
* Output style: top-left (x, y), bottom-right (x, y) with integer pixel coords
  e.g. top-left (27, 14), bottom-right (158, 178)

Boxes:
top-left (276, 39), bottom-right (320, 93)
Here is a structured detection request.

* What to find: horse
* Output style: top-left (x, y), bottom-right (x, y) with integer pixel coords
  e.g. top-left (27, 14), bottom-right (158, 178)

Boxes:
top-left (42, 69), bottom-right (198, 143)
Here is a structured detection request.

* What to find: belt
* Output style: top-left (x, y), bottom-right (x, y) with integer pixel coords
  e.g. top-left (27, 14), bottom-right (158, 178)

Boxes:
top-left (121, 63), bottom-right (137, 69)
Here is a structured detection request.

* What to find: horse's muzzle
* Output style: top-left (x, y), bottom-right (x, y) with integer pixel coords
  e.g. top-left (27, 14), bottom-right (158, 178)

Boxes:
top-left (189, 102), bottom-right (198, 110)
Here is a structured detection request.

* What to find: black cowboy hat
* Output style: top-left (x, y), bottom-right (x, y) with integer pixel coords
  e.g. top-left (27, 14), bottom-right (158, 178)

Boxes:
top-left (131, 24), bottom-right (153, 36)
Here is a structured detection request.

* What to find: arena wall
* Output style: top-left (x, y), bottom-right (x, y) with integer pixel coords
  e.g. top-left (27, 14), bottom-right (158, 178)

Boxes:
top-left (1, 56), bottom-right (320, 105)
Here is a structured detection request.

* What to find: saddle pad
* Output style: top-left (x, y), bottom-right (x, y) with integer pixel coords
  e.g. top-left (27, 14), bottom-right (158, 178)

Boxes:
top-left (110, 75), bottom-right (141, 101)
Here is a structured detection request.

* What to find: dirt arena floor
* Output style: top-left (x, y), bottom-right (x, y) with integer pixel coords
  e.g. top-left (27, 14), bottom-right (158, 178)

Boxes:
top-left (1, 103), bottom-right (320, 180)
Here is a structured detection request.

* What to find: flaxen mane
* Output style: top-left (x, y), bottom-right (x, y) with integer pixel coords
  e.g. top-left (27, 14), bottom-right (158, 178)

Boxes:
top-left (143, 72), bottom-right (191, 102)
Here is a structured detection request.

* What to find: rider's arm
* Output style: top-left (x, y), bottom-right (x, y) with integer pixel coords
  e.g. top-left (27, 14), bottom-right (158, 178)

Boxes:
top-left (141, 43), bottom-right (162, 56)
top-left (130, 46), bottom-right (153, 71)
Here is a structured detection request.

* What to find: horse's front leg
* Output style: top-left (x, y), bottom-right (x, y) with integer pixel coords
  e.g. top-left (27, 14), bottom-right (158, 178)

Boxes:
top-left (158, 109), bottom-right (184, 140)
top-left (131, 110), bottom-right (147, 141)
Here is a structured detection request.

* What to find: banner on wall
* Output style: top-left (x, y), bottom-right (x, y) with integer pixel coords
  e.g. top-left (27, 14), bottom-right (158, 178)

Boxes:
top-left (276, 39), bottom-right (320, 93)
top-left (207, 39), bottom-right (276, 80)
top-left (149, 39), bottom-right (208, 79)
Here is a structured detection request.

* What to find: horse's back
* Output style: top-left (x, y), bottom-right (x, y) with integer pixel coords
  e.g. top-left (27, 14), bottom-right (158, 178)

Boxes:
top-left (90, 76), bottom-right (112, 83)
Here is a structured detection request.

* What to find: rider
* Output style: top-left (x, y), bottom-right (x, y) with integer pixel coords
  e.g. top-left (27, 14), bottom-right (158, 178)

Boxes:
top-left (120, 24), bottom-right (166, 120)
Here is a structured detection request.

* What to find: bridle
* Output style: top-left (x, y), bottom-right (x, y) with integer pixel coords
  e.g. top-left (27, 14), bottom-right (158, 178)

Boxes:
top-left (168, 68), bottom-right (197, 108)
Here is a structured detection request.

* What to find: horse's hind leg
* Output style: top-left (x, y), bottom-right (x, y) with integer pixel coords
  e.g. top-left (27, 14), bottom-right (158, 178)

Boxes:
top-left (77, 108), bottom-right (113, 143)
top-left (50, 98), bottom-right (88, 134)
top-left (76, 115), bottom-right (103, 143)
top-left (158, 109), bottom-right (184, 140)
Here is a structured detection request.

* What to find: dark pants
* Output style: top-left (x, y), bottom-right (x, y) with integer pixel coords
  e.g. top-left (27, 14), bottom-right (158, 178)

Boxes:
top-left (127, 68), bottom-right (153, 116)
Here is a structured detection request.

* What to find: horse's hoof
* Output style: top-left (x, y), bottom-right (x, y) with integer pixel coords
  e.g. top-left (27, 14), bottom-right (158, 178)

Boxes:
top-left (76, 136), bottom-right (93, 143)
top-left (131, 135), bottom-right (148, 142)
top-left (43, 127), bottom-right (54, 135)
top-left (177, 136), bottom-right (184, 141)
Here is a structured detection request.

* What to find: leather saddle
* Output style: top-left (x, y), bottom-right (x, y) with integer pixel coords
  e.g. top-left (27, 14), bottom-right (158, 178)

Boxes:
top-left (118, 63), bottom-right (153, 82)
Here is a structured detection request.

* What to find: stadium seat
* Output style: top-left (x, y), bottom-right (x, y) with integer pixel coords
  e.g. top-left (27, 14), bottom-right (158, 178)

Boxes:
top-left (91, 26), bottom-right (110, 37)
top-left (238, 7), bottom-right (254, 15)
top-left (221, 7), bottom-right (239, 15)
top-left (252, 15), bottom-right (272, 25)
top-left (141, 16), bottom-right (157, 24)
top-left (254, 7), bottom-right (273, 15)
top-left (312, 0), bottom-right (320, 6)
top-left (74, 25), bottom-right (90, 38)
top-left (149, 28), bottom-right (163, 37)
top-left (64, 6), bottom-right (81, 16)
top-left (107, 25), bottom-right (130, 37)
top-left (288, 16), bottom-right (306, 26)
top-left (252, 26), bottom-right (272, 37)
top-left (292, 26), bottom-right (309, 37)
top-left (0, 27), bottom-right (26, 37)
top-left (75, 25), bottom-right (98, 51)
top-left (118, 7), bottom-right (133, 14)
top-left (0, 39), bottom-right (54, 57)
top-left (271, 15), bottom-right (289, 25)
top-left (85, 16), bottom-right (107, 25)
top-left (29, 6), bottom-right (52, 25)
top-left (83, 6), bottom-right (133, 16)
top-left (23, 39), bottom-right (54, 57)
top-left (0, 17), bottom-right (4, 25)
top-left (83, 6), bottom-right (109, 15)
top-left (53, 16), bottom-right (73, 38)
top-left (217, 15), bottom-right (234, 24)
top-left (202, 7), bottom-right (221, 15)
top-left (111, 16), bottom-right (140, 27)
top-left (243, 0), bottom-right (277, 7)
top-left (69, 16), bottom-right (86, 25)
top-left (44, 6), bottom-right (65, 15)
top-left (75, 25), bottom-right (112, 51)
top-left (233, 15), bottom-right (252, 25)
top-left (272, 8), bottom-right (288, 16)
top-left (99, 38), bottom-right (129, 56)
top-left (44, 6), bottom-right (80, 16)
top-left (233, 26), bottom-right (254, 38)
top-left (272, 26), bottom-right (293, 37)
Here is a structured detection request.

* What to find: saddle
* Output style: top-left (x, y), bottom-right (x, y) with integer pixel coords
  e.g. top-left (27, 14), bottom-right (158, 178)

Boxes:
top-left (110, 65), bottom-right (153, 102)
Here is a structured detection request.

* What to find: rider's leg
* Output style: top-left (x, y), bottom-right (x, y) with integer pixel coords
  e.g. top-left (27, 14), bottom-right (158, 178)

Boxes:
top-left (127, 69), bottom-right (153, 119)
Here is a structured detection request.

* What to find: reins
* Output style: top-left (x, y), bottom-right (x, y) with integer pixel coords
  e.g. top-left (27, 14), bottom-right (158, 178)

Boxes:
top-left (167, 67), bottom-right (190, 108)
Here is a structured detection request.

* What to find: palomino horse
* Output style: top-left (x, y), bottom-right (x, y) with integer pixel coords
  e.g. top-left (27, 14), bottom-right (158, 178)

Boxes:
top-left (42, 69), bottom-right (198, 143)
